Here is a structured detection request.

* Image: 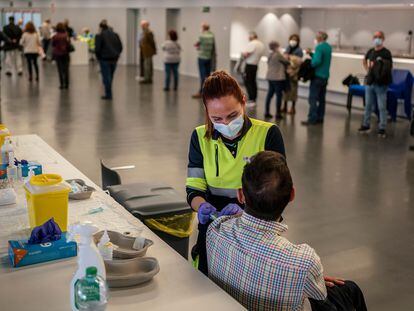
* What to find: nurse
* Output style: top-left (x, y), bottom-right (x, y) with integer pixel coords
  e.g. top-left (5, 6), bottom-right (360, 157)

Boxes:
top-left (186, 71), bottom-right (286, 274)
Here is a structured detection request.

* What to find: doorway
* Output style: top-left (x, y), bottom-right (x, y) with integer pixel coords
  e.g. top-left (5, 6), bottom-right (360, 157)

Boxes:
top-left (166, 8), bottom-right (180, 34)
top-left (126, 8), bottom-right (139, 65)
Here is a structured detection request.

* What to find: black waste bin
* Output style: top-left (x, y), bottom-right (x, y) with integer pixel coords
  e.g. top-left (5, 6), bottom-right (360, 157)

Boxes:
top-left (107, 182), bottom-right (193, 259)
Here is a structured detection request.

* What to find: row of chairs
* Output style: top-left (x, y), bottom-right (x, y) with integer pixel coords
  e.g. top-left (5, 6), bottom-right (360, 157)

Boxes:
top-left (346, 69), bottom-right (413, 121)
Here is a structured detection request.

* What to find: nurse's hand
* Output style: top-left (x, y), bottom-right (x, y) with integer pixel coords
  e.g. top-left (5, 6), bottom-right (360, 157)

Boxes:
top-left (219, 204), bottom-right (243, 217)
top-left (197, 202), bottom-right (217, 225)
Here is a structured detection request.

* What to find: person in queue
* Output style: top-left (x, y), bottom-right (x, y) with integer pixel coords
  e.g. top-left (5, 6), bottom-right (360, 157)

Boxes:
top-left (302, 31), bottom-right (332, 126)
top-left (207, 151), bottom-right (367, 311)
top-left (186, 70), bottom-right (286, 275)
top-left (282, 34), bottom-right (303, 114)
top-left (358, 31), bottom-right (393, 138)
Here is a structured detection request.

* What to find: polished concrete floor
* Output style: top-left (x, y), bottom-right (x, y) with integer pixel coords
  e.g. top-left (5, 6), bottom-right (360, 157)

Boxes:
top-left (2, 63), bottom-right (414, 310)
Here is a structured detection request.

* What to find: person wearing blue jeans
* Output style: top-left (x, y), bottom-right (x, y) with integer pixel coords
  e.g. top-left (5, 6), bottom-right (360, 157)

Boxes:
top-left (162, 30), bottom-right (181, 91)
top-left (198, 58), bottom-right (212, 92)
top-left (94, 21), bottom-right (122, 100)
top-left (99, 60), bottom-right (117, 99)
top-left (358, 31), bottom-right (392, 138)
top-left (265, 81), bottom-right (286, 119)
top-left (308, 77), bottom-right (328, 123)
top-left (164, 63), bottom-right (179, 90)
top-left (302, 31), bottom-right (332, 126)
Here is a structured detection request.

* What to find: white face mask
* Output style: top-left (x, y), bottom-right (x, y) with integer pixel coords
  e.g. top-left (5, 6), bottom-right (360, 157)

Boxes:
top-left (289, 40), bottom-right (298, 47)
top-left (213, 114), bottom-right (244, 139)
top-left (373, 38), bottom-right (383, 47)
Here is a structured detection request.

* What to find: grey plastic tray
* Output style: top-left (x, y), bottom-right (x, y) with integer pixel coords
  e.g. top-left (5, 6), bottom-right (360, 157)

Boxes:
top-left (67, 179), bottom-right (95, 200)
top-left (105, 257), bottom-right (160, 288)
top-left (94, 230), bottom-right (153, 259)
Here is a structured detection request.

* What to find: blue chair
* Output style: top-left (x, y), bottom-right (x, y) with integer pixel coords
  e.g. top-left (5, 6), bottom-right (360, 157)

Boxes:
top-left (346, 69), bottom-right (413, 121)
top-left (387, 69), bottom-right (413, 120)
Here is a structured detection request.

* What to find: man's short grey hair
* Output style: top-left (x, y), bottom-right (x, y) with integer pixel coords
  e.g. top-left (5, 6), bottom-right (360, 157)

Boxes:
top-left (249, 31), bottom-right (258, 39)
top-left (269, 41), bottom-right (280, 51)
top-left (317, 31), bottom-right (328, 41)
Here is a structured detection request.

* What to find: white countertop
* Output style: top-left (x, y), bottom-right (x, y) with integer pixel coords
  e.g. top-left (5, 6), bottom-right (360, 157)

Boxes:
top-left (0, 135), bottom-right (244, 311)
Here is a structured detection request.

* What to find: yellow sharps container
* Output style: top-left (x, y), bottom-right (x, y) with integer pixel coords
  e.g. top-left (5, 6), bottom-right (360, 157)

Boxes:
top-left (24, 174), bottom-right (71, 231)
top-left (0, 124), bottom-right (10, 147)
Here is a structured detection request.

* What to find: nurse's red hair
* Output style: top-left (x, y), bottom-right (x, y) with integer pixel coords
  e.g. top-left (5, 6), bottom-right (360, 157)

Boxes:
top-left (202, 71), bottom-right (246, 139)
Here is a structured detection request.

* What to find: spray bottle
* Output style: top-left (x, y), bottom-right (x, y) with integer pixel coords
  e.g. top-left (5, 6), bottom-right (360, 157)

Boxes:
top-left (1, 137), bottom-right (13, 165)
top-left (6, 152), bottom-right (18, 183)
top-left (67, 221), bottom-right (106, 311)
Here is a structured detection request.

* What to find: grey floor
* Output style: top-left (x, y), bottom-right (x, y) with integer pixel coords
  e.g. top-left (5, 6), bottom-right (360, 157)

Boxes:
top-left (2, 63), bottom-right (414, 310)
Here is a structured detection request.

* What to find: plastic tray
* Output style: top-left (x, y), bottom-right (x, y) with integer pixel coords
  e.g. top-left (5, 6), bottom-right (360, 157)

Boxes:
top-left (105, 257), bottom-right (160, 288)
top-left (66, 179), bottom-right (95, 200)
top-left (94, 230), bottom-right (153, 259)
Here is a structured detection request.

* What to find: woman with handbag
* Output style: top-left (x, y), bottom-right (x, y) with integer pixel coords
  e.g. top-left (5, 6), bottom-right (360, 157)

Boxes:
top-left (20, 22), bottom-right (41, 82)
top-left (264, 41), bottom-right (289, 120)
top-left (52, 22), bottom-right (71, 89)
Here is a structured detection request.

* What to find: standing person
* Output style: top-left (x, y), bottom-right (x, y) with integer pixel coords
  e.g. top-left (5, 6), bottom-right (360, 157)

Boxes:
top-left (40, 19), bottom-right (52, 60)
top-left (78, 28), bottom-right (95, 62)
top-left (301, 31), bottom-right (332, 126)
top-left (186, 70), bottom-right (286, 276)
top-left (52, 22), bottom-right (70, 89)
top-left (264, 41), bottom-right (289, 120)
top-left (358, 31), bottom-right (393, 138)
top-left (95, 21), bottom-right (123, 100)
top-left (139, 20), bottom-right (156, 84)
top-left (282, 34), bottom-right (303, 114)
top-left (192, 22), bottom-right (215, 99)
top-left (162, 30), bottom-right (181, 91)
top-left (20, 22), bottom-right (41, 82)
top-left (3, 16), bottom-right (23, 77)
top-left (0, 31), bottom-right (10, 72)
top-left (63, 19), bottom-right (76, 39)
top-left (242, 31), bottom-right (265, 107)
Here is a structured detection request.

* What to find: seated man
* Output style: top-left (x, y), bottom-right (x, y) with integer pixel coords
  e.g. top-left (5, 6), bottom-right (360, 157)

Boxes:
top-left (207, 151), bottom-right (367, 311)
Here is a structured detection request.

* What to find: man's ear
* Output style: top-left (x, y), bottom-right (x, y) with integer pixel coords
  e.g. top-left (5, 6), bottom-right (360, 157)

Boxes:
top-left (290, 187), bottom-right (295, 203)
top-left (237, 188), bottom-right (245, 205)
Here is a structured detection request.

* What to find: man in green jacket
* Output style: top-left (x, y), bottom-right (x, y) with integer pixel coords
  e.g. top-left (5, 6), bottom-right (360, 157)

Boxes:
top-left (302, 31), bottom-right (332, 126)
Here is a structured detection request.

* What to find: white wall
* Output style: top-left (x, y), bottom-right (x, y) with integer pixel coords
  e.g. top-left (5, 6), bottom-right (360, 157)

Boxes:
top-left (139, 7), bottom-right (233, 77)
top-left (300, 8), bottom-right (414, 54)
top-left (230, 8), bottom-right (301, 57)
top-left (39, 7), bottom-right (128, 64)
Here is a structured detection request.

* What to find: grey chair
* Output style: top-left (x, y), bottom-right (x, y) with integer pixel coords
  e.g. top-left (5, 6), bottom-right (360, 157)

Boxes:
top-left (100, 160), bottom-right (192, 259)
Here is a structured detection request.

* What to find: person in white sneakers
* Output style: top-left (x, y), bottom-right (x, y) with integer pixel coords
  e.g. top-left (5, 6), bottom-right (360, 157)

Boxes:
top-left (242, 31), bottom-right (265, 107)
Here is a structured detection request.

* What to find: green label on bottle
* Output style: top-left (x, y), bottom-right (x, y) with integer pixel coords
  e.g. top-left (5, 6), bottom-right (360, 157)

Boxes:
top-left (75, 278), bottom-right (100, 309)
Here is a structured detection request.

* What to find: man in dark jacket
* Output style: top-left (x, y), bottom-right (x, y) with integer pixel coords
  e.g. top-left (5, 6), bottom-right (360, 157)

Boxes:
top-left (95, 22), bottom-right (123, 100)
top-left (3, 16), bottom-right (23, 76)
top-left (0, 31), bottom-right (10, 71)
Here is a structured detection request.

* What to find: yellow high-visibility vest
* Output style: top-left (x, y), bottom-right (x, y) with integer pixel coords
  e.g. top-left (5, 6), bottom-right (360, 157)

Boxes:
top-left (186, 118), bottom-right (273, 199)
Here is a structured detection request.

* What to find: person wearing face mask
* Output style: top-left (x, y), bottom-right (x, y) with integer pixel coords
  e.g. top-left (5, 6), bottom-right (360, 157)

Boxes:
top-left (358, 31), bottom-right (393, 138)
top-left (186, 70), bottom-right (286, 275)
top-left (282, 34), bottom-right (303, 114)
top-left (302, 31), bottom-right (332, 126)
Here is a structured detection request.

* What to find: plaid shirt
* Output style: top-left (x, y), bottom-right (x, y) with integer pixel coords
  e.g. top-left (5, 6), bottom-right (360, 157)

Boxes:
top-left (207, 213), bottom-right (327, 311)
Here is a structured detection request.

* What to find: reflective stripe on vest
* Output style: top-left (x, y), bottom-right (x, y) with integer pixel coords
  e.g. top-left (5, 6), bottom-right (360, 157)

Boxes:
top-left (186, 118), bottom-right (272, 197)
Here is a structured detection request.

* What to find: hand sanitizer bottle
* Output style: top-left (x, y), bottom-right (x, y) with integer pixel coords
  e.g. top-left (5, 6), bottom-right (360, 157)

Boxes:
top-left (6, 152), bottom-right (18, 184)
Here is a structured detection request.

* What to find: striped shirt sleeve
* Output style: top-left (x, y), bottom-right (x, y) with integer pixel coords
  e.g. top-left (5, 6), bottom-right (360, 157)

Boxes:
top-left (303, 249), bottom-right (327, 301)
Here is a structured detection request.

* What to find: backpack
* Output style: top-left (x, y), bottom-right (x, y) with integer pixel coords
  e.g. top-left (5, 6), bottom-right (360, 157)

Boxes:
top-left (298, 59), bottom-right (314, 82)
top-left (342, 74), bottom-right (360, 86)
top-left (366, 58), bottom-right (392, 86)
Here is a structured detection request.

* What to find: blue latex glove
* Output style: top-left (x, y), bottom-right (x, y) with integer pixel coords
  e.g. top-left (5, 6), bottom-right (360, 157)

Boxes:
top-left (219, 204), bottom-right (243, 217)
top-left (197, 202), bottom-right (217, 225)
top-left (28, 218), bottom-right (62, 245)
